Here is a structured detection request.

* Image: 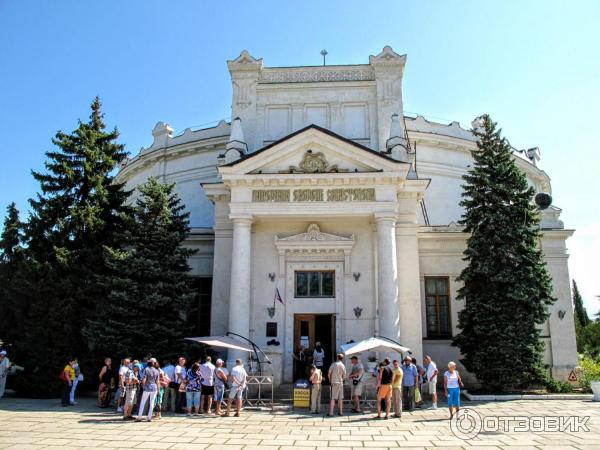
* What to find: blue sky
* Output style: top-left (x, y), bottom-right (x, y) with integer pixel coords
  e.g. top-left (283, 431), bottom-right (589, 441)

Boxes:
top-left (1, 0), bottom-right (599, 314)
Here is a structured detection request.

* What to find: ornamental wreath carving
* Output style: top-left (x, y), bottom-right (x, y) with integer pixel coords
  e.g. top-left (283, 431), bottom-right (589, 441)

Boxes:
top-left (280, 149), bottom-right (349, 174)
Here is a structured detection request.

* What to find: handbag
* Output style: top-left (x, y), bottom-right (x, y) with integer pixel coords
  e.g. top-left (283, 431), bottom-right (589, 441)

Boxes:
top-left (59, 370), bottom-right (69, 383)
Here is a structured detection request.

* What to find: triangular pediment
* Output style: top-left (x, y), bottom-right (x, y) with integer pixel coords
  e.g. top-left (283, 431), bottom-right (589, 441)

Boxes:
top-left (218, 125), bottom-right (409, 176)
top-left (277, 223), bottom-right (354, 242)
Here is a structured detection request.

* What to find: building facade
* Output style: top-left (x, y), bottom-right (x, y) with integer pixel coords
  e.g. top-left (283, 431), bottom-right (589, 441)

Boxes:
top-left (116, 46), bottom-right (577, 385)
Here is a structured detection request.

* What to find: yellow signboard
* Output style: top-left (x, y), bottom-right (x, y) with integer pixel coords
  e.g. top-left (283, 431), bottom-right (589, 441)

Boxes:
top-left (293, 388), bottom-right (310, 408)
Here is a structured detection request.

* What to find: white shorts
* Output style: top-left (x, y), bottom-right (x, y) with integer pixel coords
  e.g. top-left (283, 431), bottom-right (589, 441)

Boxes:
top-left (331, 383), bottom-right (344, 401)
top-left (428, 380), bottom-right (437, 393)
top-left (229, 385), bottom-right (245, 400)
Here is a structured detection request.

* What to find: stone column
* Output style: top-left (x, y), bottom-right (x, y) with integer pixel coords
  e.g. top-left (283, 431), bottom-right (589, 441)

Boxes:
top-left (227, 215), bottom-right (253, 366)
top-left (376, 214), bottom-right (400, 342)
top-left (396, 224), bottom-right (423, 361)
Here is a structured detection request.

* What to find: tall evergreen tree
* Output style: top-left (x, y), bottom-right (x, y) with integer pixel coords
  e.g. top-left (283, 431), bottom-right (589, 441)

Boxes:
top-left (452, 115), bottom-right (555, 391)
top-left (12, 98), bottom-right (129, 396)
top-left (572, 280), bottom-right (590, 327)
top-left (85, 177), bottom-right (196, 359)
top-left (0, 203), bottom-right (26, 347)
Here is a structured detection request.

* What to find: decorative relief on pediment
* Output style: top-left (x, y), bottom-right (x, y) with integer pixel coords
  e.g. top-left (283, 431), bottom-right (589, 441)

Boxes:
top-left (278, 223), bottom-right (354, 242)
top-left (274, 224), bottom-right (355, 275)
top-left (259, 68), bottom-right (374, 84)
top-left (279, 149), bottom-right (349, 174)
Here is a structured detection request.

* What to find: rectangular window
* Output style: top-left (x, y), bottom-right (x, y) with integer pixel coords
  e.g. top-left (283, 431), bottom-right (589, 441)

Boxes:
top-left (295, 271), bottom-right (335, 298)
top-left (424, 277), bottom-right (451, 339)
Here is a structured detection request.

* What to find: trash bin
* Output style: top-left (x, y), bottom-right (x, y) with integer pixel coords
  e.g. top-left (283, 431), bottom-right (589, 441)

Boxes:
top-left (293, 379), bottom-right (310, 409)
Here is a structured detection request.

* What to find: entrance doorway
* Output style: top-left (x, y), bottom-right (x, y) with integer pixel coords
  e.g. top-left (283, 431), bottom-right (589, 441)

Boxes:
top-left (293, 314), bottom-right (335, 380)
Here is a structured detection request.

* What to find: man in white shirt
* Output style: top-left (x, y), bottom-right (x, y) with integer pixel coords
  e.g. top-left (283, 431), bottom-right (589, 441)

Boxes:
top-left (116, 358), bottom-right (130, 413)
top-left (0, 351), bottom-right (10, 398)
top-left (199, 356), bottom-right (216, 414)
top-left (225, 359), bottom-right (247, 417)
top-left (328, 353), bottom-right (347, 416)
top-left (174, 357), bottom-right (187, 413)
top-left (424, 355), bottom-right (438, 409)
top-left (161, 360), bottom-right (176, 411)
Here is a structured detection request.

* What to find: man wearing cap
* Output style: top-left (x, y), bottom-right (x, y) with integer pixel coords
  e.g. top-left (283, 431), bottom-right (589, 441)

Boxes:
top-left (348, 356), bottom-right (364, 413)
top-left (401, 356), bottom-right (418, 411)
top-left (0, 351), bottom-right (10, 398)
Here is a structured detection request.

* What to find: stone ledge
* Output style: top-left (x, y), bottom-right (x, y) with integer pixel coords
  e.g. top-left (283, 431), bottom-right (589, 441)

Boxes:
top-left (464, 390), bottom-right (594, 401)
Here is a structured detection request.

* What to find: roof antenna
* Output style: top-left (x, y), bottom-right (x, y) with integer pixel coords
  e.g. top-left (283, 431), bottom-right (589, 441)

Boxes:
top-left (320, 49), bottom-right (328, 66)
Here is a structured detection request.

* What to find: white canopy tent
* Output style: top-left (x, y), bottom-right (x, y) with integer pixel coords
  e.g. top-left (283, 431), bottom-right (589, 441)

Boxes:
top-left (185, 335), bottom-right (255, 353)
top-left (185, 333), bottom-right (273, 410)
top-left (341, 336), bottom-right (410, 357)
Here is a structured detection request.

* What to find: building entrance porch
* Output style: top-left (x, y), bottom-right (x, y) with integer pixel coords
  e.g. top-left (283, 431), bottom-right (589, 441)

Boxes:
top-left (293, 313), bottom-right (335, 381)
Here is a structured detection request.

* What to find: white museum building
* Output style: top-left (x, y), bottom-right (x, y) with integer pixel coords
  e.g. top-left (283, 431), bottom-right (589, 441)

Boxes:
top-left (116, 46), bottom-right (577, 384)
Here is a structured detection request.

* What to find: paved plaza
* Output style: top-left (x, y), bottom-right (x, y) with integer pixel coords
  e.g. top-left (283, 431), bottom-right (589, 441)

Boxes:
top-left (0, 397), bottom-right (599, 449)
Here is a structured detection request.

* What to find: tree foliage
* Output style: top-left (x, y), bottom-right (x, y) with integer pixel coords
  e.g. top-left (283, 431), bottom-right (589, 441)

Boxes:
top-left (0, 203), bottom-right (26, 348)
top-left (452, 115), bottom-right (555, 391)
top-left (9, 98), bottom-right (130, 396)
top-left (572, 280), bottom-right (590, 327)
top-left (84, 177), bottom-right (196, 360)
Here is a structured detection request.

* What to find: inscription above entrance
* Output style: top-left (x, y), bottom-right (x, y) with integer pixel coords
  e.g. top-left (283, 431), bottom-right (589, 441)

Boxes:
top-left (252, 188), bottom-right (375, 203)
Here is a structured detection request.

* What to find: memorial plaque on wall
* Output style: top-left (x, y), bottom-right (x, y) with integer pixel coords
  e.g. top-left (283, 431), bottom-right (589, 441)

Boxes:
top-left (266, 322), bottom-right (278, 337)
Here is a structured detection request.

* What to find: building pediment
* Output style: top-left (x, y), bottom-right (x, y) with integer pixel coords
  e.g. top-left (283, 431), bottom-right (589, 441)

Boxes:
top-left (218, 125), bottom-right (409, 178)
top-left (274, 224), bottom-right (356, 275)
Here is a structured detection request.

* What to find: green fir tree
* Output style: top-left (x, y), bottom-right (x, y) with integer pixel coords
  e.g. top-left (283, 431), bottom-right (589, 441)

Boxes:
top-left (0, 203), bottom-right (26, 348)
top-left (84, 177), bottom-right (196, 360)
top-left (452, 115), bottom-right (555, 391)
top-left (12, 98), bottom-right (129, 396)
top-left (572, 280), bottom-right (590, 327)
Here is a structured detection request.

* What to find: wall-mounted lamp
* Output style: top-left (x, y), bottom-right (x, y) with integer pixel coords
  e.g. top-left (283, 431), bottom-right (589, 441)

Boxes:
top-left (558, 310), bottom-right (566, 320)
top-left (353, 307), bottom-right (363, 319)
top-left (267, 307), bottom-right (275, 318)
top-left (268, 273), bottom-right (276, 282)
top-left (353, 272), bottom-right (361, 281)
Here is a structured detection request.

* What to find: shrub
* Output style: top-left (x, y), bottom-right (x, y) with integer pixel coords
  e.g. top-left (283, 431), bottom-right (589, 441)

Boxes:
top-left (545, 377), bottom-right (574, 393)
top-left (577, 355), bottom-right (600, 392)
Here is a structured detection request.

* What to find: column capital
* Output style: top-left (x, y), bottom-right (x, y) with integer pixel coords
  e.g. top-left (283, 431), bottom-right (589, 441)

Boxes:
top-left (229, 213), bottom-right (253, 225)
top-left (374, 212), bottom-right (398, 224)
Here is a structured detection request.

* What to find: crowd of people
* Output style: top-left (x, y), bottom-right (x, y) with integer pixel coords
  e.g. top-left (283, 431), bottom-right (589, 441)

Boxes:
top-left (306, 353), bottom-right (464, 420)
top-left (57, 351), bottom-right (464, 421)
top-left (61, 354), bottom-right (248, 421)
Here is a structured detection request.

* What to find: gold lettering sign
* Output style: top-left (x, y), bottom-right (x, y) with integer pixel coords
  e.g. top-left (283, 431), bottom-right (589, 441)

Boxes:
top-left (293, 189), bottom-right (324, 202)
top-left (252, 190), bottom-right (290, 202)
top-left (251, 188), bottom-right (375, 202)
top-left (327, 188), bottom-right (375, 202)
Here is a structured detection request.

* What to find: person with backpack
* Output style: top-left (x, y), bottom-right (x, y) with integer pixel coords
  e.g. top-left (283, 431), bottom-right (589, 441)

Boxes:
top-left (69, 358), bottom-right (82, 405)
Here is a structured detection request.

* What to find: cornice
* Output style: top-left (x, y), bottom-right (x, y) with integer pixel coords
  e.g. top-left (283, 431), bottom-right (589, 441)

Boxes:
top-left (222, 171), bottom-right (407, 188)
top-left (116, 137), bottom-right (227, 181)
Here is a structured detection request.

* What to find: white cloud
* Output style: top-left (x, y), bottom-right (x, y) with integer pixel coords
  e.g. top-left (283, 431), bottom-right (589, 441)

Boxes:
top-left (568, 222), bottom-right (600, 319)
